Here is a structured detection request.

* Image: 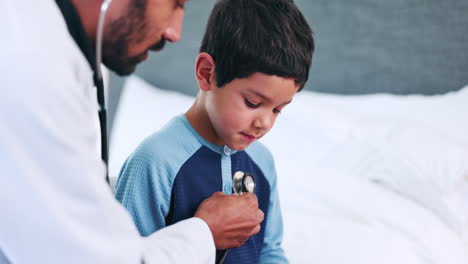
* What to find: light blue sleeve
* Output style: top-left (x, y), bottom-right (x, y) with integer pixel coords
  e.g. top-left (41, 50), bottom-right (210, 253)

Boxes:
top-left (114, 116), bottom-right (202, 237)
top-left (114, 149), bottom-right (173, 237)
top-left (260, 162), bottom-right (288, 264)
top-left (247, 143), bottom-right (289, 264)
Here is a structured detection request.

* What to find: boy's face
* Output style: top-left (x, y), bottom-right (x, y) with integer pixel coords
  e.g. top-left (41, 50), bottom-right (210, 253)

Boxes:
top-left (205, 73), bottom-right (298, 151)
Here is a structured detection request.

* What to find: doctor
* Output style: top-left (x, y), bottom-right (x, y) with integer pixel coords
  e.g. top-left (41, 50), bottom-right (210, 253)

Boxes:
top-left (0, 0), bottom-right (263, 263)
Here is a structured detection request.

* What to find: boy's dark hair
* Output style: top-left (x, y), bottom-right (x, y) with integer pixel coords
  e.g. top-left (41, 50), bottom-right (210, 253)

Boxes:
top-left (200, 0), bottom-right (314, 91)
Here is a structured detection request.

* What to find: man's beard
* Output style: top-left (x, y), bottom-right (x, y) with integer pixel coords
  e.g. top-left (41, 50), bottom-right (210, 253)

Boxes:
top-left (101, 34), bottom-right (142, 76)
top-left (101, 0), bottom-right (149, 76)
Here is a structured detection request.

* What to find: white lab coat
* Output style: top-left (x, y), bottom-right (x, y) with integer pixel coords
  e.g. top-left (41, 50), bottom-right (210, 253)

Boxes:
top-left (0, 0), bottom-right (215, 263)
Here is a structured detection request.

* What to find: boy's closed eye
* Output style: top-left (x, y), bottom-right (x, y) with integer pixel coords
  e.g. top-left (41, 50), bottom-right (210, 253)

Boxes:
top-left (245, 98), bottom-right (284, 114)
top-left (244, 98), bottom-right (260, 109)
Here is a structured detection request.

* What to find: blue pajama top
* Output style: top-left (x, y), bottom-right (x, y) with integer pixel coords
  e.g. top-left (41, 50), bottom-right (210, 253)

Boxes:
top-left (115, 114), bottom-right (287, 264)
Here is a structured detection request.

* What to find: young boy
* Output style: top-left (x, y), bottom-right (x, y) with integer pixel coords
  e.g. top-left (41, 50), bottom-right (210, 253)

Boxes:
top-left (115, 0), bottom-right (314, 263)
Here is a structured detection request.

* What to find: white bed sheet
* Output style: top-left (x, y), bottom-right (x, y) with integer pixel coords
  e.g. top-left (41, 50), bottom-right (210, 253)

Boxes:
top-left (110, 76), bottom-right (468, 263)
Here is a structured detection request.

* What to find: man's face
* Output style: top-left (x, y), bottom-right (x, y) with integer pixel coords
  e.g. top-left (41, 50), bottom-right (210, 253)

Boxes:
top-left (102, 0), bottom-right (187, 75)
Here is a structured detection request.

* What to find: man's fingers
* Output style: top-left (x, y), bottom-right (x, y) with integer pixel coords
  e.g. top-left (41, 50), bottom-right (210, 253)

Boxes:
top-left (212, 191), bottom-right (226, 197)
top-left (249, 224), bottom-right (261, 237)
top-left (235, 238), bottom-right (247, 248)
top-left (242, 192), bottom-right (258, 201)
top-left (256, 209), bottom-right (264, 223)
top-left (197, 191), bottom-right (263, 249)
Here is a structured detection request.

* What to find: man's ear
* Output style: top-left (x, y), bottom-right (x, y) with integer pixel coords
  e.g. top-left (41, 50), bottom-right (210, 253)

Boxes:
top-left (195, 52), bottom-right (216, 91)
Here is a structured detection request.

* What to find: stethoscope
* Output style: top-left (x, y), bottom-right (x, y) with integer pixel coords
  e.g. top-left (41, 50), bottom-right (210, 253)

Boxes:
top-left (96, 0), bottom-right (113, 183)
top-left (218, 171), bottom-right (256, 264)
top-left (232, 171), bottom-right (256, 194)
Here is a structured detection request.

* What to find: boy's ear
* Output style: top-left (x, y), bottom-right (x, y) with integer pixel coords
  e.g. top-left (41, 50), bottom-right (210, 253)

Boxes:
top-left (195, 52), bottom-right (216, 91)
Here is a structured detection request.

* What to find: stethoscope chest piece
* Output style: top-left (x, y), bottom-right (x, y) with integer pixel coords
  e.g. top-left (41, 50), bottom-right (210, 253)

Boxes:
top-left (217, 171), bottom-right (256, 264)
top-left (232, 171), bottom-right (255, 194)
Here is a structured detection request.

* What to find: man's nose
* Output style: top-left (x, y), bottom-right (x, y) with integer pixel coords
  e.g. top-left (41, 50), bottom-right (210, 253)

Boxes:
top-left (163, 9), bottom-right (184, 43)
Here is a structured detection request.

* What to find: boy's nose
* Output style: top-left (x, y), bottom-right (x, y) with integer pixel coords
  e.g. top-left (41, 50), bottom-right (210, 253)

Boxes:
top-left (253, 114), bottom-right (273, 132)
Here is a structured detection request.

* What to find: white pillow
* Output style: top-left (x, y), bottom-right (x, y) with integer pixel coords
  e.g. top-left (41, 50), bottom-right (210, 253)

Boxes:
top-left (314, 90), bottom-right (468, 240)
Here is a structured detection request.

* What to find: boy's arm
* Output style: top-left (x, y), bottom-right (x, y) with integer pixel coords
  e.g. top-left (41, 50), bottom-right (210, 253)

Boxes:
top-left (115, 150), bottom-right (173, 236)
top-left (260, 163), bottom-right (289, 264)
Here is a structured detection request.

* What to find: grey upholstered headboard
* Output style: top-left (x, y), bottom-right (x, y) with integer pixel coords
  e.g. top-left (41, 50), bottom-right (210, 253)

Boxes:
top-left (108, 0), bottom-right (468, 130)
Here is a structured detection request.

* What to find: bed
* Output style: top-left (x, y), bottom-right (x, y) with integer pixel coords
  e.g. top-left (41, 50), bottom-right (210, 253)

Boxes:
top-left (107, 0), bottom-right (468, 263)
top-left (109, 76), bottom-right (468, 263)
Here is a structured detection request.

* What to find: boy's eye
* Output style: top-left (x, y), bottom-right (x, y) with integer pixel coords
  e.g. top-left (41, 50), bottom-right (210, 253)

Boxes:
top-left (273, 108), bottom-right (281, 114)
top-left (245, 99), bottom-right (260, 108)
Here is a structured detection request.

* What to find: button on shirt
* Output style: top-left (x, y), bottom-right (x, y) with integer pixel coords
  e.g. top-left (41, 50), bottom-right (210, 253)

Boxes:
top-left (224, 146), bottom-right (232, 156)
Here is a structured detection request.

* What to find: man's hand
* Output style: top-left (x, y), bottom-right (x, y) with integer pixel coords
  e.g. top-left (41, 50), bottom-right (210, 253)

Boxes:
top-left (194, 192), bottom-right (264, 249)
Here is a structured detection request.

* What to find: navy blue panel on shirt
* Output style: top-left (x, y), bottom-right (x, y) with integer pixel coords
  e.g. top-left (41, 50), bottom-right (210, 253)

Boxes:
top-left (167, 145), bottom-right (270, 264)
top-left (169, 146), bottom-right (223, 223)
top-left (223, 151), bottom-right (270, 264)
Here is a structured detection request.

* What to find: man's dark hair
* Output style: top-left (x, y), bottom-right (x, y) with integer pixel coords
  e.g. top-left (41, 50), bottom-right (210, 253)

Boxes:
top-left (200, 0), bottom-right (314, 90)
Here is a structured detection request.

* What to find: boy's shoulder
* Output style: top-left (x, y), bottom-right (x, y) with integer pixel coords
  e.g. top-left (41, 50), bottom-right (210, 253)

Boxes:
top-left (244, 141), bottom-right (277, 180)
top-left (245, 141), bottom-right (274, 162)
top-left (131, 115), bottom-right (202, 166)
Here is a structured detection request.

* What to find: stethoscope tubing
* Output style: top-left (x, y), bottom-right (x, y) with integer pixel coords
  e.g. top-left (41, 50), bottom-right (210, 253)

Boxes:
top-left (96, 0), bottom-right (113, 183)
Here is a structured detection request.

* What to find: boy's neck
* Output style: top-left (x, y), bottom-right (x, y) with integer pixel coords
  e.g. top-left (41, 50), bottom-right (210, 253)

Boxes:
top-left (185, 97), bottom-right (224, 146)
